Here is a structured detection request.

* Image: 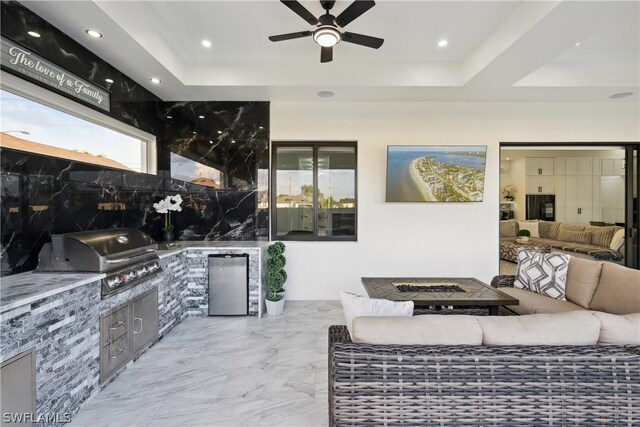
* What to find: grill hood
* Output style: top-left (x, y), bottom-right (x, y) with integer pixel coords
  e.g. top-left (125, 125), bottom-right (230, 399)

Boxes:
top-left (37, 228), bottom-right (157, 273)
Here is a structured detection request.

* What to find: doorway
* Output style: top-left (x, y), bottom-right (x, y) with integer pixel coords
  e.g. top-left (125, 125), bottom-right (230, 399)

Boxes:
top-left (499, 143), bottom-right (639, 275)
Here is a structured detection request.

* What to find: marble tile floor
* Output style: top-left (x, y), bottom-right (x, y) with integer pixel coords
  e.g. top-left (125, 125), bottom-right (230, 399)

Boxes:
top-left (69, 301), bottom-right (344, 427)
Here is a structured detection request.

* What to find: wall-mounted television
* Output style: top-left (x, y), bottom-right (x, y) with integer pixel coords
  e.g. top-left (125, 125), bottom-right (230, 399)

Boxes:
top-left (386, 145), bottom-right (487, 202)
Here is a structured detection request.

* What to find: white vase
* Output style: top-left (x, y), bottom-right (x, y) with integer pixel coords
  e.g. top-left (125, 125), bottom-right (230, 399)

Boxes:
top-left (266, 298), bottom-right (285, 316)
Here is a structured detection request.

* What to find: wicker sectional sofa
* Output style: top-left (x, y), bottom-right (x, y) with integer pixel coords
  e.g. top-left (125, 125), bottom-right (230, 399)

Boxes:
top-left (329, 325), bottom-right (640, 426)
top-left (492, 256), bottom-right (640, 315)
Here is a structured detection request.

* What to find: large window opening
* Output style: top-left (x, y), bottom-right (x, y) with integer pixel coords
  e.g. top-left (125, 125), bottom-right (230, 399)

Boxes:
top-left (0, 73), bottom-right (155, 174)
top-left (272, 142), bottom-right (357, 241)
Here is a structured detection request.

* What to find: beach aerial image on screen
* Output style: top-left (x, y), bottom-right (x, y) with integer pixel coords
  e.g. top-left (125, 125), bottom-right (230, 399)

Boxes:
top-left (386, 146), bottom-right (487, 202)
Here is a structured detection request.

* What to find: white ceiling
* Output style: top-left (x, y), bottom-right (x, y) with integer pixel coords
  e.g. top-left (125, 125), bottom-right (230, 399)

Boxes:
top-left (22, 0), bottom-right (640, 102)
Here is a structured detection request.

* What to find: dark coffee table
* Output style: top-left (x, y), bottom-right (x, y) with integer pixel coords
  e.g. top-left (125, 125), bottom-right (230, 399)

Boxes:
top-left (361, 277), bottom-right (519, 315)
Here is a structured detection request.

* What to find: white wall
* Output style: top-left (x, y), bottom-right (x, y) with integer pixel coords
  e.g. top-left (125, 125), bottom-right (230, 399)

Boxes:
top-left (271, 102), bottom-right (639, 300)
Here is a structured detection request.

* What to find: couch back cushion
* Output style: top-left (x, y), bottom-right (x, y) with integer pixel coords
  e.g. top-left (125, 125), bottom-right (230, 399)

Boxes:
top-left (609, 228), bottom-right (625, 251)
top-left (565, 257), bottom-right (604, 308)
top-left (590, 312), bottom-right (640, 345)
top-left (499, 219), bottom-right (518, 237)
top-left (590, 263), bottom-right (640, 314)
top-left (351, 316), bottom-right (483, 345)
top-left (478, 311), bottom-right (601, 345)
top-left (557, 228), bottom-right (592, 244)
top-left (586, 225), bottom-right (617, 248)
top-left (538, 221), bottom-right (560, 240)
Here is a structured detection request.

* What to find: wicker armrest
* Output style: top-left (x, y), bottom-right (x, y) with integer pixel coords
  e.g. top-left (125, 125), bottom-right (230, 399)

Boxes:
top-left (491, 275), bottom-right (516, 288)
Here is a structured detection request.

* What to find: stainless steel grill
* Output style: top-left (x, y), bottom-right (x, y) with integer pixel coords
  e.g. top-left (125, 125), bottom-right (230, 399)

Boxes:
top-left (37, 228), bottom-right (161, 298)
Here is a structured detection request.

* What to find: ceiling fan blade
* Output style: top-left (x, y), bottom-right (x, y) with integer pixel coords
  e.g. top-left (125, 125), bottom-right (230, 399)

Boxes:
top-left (269, 31), bottom-right (313, 42)
top-left (321, 46), bottom-right (333, 63)
top-left (342, 32), bottom-right (384, 49)
top-left (335, 0), bottom-right (375, 27)
top-left (281, 0), bottom-right (319, 25)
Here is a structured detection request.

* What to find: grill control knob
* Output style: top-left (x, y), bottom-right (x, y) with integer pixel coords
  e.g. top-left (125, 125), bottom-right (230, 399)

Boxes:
top-left (128, 271), bottom-right (137, 278)
top-left (120, 274), bottom-right (129, 282)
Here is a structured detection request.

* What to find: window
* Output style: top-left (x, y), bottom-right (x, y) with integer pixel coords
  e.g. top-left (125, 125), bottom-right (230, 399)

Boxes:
top-left (0, 72), bottom-right (156, 174)
top-left (272, 142), bottom-right (357, 241)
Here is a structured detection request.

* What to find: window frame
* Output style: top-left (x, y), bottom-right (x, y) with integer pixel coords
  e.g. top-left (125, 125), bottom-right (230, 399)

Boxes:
top-left (0, 71), bottom-right (157, 175)
top-left (271, 141), bottom-right (358, 242)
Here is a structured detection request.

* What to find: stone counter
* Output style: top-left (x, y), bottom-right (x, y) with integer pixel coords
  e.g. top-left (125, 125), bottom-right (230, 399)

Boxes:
top-left (1, 241), bottom-right (268, 316)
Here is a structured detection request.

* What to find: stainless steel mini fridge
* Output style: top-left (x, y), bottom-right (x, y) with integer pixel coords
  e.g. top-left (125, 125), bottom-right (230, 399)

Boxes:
top-left (208, 254), bottom-right (249, 316)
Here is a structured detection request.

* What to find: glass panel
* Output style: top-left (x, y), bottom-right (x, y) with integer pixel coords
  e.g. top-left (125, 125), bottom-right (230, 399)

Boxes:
top-left (317, 146), bottom-right (356, 237)
top-left (0, 89), bottom-right (146, 172)
top-left (275, 146), bottom-right (314, 237)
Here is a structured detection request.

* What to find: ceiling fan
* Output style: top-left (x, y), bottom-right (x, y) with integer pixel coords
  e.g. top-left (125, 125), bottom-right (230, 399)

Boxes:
top-left (269, 0), bottom-right (384, 63)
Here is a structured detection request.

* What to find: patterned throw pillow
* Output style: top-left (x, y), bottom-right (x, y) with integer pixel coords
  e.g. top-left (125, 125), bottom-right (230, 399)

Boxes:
top-left (514, 249), bottom-right (570, 300)
top-left (586, 226), bottom-right (617, 248)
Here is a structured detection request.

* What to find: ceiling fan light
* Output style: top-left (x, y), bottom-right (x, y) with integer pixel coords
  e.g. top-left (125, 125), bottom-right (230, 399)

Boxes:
top-left (313, 26), bottom-right (341, 47)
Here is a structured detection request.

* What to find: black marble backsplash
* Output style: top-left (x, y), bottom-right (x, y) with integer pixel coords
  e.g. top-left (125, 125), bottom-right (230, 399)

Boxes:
top-left (0, 2), bottom-right (269, 276)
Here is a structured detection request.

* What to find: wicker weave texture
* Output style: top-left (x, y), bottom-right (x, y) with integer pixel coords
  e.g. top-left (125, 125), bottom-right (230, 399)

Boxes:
top-left (328, 326), bottom-right (640, 426)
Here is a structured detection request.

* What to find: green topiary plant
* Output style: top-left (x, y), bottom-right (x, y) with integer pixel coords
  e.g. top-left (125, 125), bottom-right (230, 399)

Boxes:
top-left (518, 229), bottom-right (531, 237)
top-left (266, 242), bottom-right (287, 302)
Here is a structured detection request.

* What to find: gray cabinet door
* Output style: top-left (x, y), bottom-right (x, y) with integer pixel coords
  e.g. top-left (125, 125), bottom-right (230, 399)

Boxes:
top-left (1, 349), bottom-right (36, 427)
top-left (131, 289), bottom-right (158, 354)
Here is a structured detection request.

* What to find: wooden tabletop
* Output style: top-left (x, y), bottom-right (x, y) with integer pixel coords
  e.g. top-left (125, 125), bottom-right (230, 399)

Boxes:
top-left (361, 277), bottom-right (519, 307)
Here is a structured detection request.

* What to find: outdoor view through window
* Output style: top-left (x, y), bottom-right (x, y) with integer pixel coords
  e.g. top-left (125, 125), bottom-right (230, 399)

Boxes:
top-left (274, 143), bottom-right (356, 240)
top-left (0, 89), bottom-right (146, 172)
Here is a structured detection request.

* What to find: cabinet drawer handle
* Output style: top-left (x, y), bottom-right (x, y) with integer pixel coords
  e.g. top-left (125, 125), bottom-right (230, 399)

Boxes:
top-left (109, 321), bottom-right (125, 330)
top-left (133, 317), bottom-right (143, 334)
top-left (110, 348), bottom-right (126, 359)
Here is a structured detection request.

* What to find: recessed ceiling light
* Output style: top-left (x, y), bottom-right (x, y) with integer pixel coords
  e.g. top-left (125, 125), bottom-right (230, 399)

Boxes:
top-left (438, 39), bottom-right (448, 47)
top-left (198, 115), bottom-right (205, 119)
top-left (317, 90), bottom-right (334, 98)
top-left (192, 131), bottom-right (197, 135)
top-left (105, 78), bottom-right (114, 84)
top-left (231, 140), bottom-right (236, 144)
top-left (209, 140), bottom-right (214, 144)
top-left (217, 130), bottom-right (223, 134)
top-left (86, 29), bottom-right (103, 38)
top-left (201, 39), bottom-right (212, 48)
top-left (150, 77), bottom-right (161, 84)
top-left (506, 157), bottom-right (510, 161)
top-left (610, 92), bottom-right (633, 99)
top-left (166, 115), bottom-right (173, 119)
top-left (258, 126), bottom-right (264, 130)
top-left (27, 31), bottom-right (41, 38)
top-left (575, 42), bottom-right (581, 47)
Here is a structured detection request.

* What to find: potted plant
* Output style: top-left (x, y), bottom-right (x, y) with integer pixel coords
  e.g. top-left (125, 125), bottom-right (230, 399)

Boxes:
top-left (518, 229), bottom-right (531, 242)
top-left (153, 195), bottom-right (183, 242)
top-left (265, 242), bottom-right (287, 316)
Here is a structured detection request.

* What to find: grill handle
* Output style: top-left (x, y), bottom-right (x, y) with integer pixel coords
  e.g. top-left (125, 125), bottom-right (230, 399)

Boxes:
top-left (104, 249), bottom-right (156, 264)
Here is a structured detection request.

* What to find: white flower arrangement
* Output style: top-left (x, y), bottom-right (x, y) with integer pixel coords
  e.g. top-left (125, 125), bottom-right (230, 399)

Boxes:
top-left (502, 184), bottom-right (517, 199)
top-left (153, 195), bottom-right (183, 232)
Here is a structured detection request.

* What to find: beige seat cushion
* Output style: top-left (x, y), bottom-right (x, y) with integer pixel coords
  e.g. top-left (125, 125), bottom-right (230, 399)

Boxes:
top-left (351, 315), bottom-right (483, 345)
top-left (478, 311), bottom-right (600, 345)
top-left (590, 311), bottom-right (640, 345)
top-left (565, 257), bottom-right (604, 308)
top-left (590, 263), bottom-right (640, 314)
top-left (500, 287), bottom-right (584, 315)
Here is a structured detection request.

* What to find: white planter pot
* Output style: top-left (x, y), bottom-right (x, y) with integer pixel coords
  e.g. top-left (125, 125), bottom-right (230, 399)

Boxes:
top-left (266, 298), bottom-right (285, 316)
top-left (520, 236), bottom-right (529, 242)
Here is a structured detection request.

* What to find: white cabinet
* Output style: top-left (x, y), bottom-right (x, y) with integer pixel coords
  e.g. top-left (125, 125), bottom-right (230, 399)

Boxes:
top-left (601, 158), bottom-right (625, 176)
top-left (565, 158), bottom-right (592, 176)
top-left (554, 157), bottom-right (565, 176)
top-left (525, 176), bottom-right (554, 194)
top-left (592, 177), bottom-right (601, 206)
top-left (525, 158), bottom-right (554, 176)
top-left (592, 159), bottom-right (601, 176)
top-left (565, 176), bottom-right (592, 224)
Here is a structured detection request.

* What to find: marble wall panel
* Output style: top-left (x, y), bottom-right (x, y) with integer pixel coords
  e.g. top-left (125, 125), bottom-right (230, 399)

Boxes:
top-left (0, 2), bottom-right (270, 276)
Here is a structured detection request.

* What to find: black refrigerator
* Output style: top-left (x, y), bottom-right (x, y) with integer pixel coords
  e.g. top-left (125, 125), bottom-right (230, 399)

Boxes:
top-left (526, 195), bottom-right (555, 221)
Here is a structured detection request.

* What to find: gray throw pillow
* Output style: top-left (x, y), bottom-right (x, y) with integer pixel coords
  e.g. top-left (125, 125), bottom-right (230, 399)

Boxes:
top-left (514, 249), bottom-right (570, 301)
top-left (499, 220), bottom-right (518, 237)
